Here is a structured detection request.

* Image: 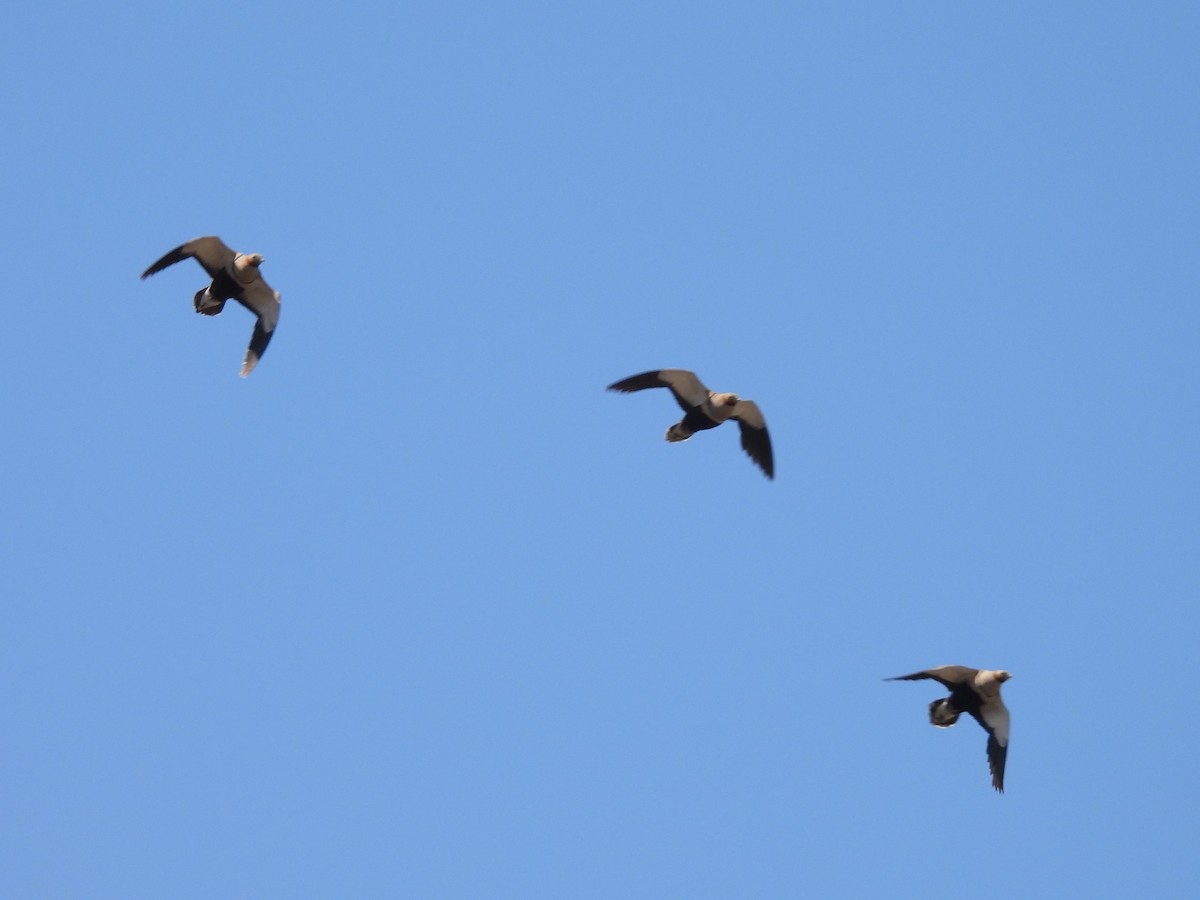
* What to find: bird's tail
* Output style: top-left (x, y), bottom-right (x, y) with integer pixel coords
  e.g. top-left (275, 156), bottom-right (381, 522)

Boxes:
top-left (193, 288), bottom-right (227, 317)
top-left (665, 423), bottom-right (692, 443)
top-left (928, 698), bottom-right (960, 728)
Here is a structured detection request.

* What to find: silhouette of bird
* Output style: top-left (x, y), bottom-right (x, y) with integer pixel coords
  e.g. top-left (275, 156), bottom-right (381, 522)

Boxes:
top-left (887, 665), bottom-right (1012, 792)
top-left (141, 236), bottom-right (281, 376)
top-left (607, 369), bottom-right (774, 478)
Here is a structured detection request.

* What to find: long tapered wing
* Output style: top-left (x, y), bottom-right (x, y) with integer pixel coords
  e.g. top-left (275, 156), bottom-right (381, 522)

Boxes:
top-left (969, 699), bottom-right (1010, 793)
top-left (731, 401), bottom-right (773, 478)
top-left (607, 369), bottom-right (709, 413)
top-left (238, 284), bottom-right (281, 377)
top-left (886, 666), bottom-right (980, 690)
top-left (141, 236), bottom-right (236, 280)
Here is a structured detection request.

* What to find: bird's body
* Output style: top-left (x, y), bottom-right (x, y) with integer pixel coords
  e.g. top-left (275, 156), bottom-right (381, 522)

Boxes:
top-left (667, 392), bottom-right (739, 440)
top-left (607, 369), bottom-right (774, 478)
top-left (887, 665), bottom-right (1012, 792)
top-left (141, 236), bottom-right (281, 376)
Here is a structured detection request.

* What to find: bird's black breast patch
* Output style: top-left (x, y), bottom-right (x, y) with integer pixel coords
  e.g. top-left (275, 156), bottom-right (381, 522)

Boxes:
top-left (681, 407), bottom-right (721, 433)
top-left (209, 269), bottom-right (241, 301)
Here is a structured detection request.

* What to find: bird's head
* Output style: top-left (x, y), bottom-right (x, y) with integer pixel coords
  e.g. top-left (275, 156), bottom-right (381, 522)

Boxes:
top-left (995, 670), bottom-right (1012, 683)
top-left (711, 392), bottom-right (740, 407)
top-left (235, 252), bottom-right (265, 272)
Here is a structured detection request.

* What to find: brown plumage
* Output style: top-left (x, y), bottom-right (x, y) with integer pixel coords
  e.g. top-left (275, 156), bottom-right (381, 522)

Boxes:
top-left (607, 369), bottom-right (774, 478)
top-left (141, 236), bottom-right (281, 376)
top-left (887, 665), bottom-right (1012, 792)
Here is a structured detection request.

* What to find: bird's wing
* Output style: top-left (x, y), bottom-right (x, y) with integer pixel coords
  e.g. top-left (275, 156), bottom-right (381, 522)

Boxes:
top-left (970, 698), bottom-right (1010, 793)
top-left (886, 666), bottom-right (979, 690)
top-left (607, 369), bottom-right (709, 413)
top-left (239, 286), bottom-right (280, 377)
top-left (239, 280), bottom-right (281, 324)
top-left (732, 401), bottom-right (774, 479)
top-left (141, 236), bottom-right (236, 280)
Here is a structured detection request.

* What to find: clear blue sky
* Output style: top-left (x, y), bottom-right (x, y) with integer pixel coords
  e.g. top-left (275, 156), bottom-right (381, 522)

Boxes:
top-left (3, 2), bottom-right (1197, 897)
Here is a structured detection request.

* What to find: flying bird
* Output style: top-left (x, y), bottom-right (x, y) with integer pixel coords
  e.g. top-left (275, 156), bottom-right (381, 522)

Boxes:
top-left (887, 665), bottom-right (1012, 792)
top-left (141, 236), bottom-right (281, 376)
top-left (607, 369), bottom-right (774, 478)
